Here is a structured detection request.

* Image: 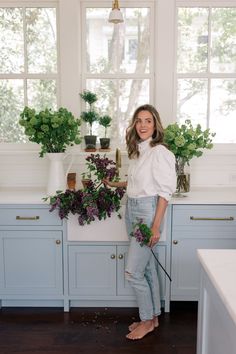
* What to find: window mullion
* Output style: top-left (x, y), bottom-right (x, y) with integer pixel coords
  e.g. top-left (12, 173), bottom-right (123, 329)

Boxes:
top-left (23, 6), bottom-right (28, 106)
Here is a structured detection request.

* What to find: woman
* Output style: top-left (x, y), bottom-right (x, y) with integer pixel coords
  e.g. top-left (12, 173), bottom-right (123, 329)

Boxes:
top-left (104, 104), bottom-right (176, 340)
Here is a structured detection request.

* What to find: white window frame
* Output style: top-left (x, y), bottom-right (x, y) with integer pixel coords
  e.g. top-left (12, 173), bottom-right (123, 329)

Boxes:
top-left (80, 0), bottom-right (155, 147)
top-left (174, 0), bottom-right (236, 153)
top-left (0, 0), bottom-right (59, 152)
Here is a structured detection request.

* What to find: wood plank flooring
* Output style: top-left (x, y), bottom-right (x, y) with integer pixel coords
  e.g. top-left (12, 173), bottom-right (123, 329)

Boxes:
top-left (0, 301), bottom-right (197, 354)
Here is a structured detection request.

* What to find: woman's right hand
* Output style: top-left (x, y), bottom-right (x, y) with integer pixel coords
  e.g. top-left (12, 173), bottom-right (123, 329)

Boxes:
top-left (103, 179), bottom-right (127, 188)
top-left (103, 178), bottom-right (115, 187)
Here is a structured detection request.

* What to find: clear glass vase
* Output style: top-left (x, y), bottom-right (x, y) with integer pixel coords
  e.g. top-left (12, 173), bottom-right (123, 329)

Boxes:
top-left (175, 158), bottom-right (190, 196)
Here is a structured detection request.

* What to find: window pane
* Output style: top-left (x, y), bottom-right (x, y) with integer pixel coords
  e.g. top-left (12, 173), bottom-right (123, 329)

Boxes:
top-left (0, 8), bottom-right (24, 73)
top-left (86, 79), bottom-right (117, 138)
top-left (0, 80), bottom-right (25, 142)
top-left (177, 79), bottom-right (208, 128)
top-left (211, 8), bottom-right (236, 73)
top-left (86, 8), bottom-right (150, 74)
top-left (26, 8), bottom-right (57, 73)
top-left (27, 79), bottom-right (57, 111)
top-left (118, 79), bottom-right (149, 144)
top-left (86, 78), bottom-right (149, 145)
top-left (210, 79), bottom-right (236, 143)
top-left (177, 8), bottom-right (208, 73)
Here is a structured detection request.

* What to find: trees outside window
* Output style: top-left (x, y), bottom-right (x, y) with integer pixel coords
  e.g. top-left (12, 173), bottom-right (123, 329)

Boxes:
top-left (81, 4), bottom-right (153, 147)
top-left (0, 6), bottom-right (58, 143)
top-left (177, 7), bottom-right (236, 143)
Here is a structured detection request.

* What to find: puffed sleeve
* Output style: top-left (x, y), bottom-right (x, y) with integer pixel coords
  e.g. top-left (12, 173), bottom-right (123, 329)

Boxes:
top-left (152, 145), bottom-right (176, 201)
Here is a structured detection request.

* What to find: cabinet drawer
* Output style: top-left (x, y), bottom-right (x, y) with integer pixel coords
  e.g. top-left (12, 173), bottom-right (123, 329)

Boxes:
top-left (172, 205), bottom-right (236, 227)
top-left (0, 207), bottom-right (62, 226)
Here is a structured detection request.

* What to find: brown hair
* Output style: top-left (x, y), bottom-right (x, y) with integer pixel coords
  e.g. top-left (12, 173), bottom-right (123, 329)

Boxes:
top-left (126, 104), bottom-right (165, 159)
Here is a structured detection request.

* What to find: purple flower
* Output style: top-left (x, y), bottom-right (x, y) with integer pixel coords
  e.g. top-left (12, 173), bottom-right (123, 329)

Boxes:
top-left (131, 218), bottom-right (153, 247)
top-left (45, 153), bottom-right (126, 226)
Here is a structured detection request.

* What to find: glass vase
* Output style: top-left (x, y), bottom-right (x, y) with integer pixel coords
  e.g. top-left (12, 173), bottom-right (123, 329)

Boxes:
top-left (175, 158), bottom-right (190, 196)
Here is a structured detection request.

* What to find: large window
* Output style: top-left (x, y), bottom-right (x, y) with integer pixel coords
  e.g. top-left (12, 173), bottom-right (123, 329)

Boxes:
top-left (176, 7), bottom-right (236, 143)
top-left (0, 5), bottom-right (58, 143)
top-left (81, 3), bottom-right (153, 147)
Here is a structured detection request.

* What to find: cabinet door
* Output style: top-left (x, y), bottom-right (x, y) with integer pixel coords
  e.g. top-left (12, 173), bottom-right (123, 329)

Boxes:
top-left (68, 245), bottom-right (116, 296)
top-left (171, 230), bottom-right (236, 300)
top-left (0, 231), bottom-right (63, 295)
top-left (116, 245), bottom-right (134, 296)
top-left (117, 245), bottom-right (166, 300)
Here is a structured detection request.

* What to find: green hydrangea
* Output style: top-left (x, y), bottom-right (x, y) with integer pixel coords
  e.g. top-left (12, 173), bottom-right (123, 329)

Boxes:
top-left (164, 120), bottom-right (215, 165)
top-left (19, 107), bottom-right (81, 157)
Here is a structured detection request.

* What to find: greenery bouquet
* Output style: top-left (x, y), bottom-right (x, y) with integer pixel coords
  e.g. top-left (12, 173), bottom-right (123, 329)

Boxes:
top-left (164, 120), bottom-right (215, 193)
top-left (19, 106), bottom-right (81, 157)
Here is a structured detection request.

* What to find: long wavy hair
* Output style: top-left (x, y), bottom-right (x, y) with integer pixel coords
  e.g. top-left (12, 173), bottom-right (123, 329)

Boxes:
top-left (126, 104), bottom-right (165, 159)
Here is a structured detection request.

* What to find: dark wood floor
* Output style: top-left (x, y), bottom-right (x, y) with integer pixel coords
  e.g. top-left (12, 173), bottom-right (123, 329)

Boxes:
top-left (0, 302), bottom-right (197, 354)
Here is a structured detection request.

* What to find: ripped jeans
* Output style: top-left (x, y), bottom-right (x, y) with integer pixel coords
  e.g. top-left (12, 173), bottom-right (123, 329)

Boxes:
top-left (125, 195), bottom-right (161, 321)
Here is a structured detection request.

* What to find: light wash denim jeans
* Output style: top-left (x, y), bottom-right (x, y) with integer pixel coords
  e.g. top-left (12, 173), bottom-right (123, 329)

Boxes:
top-left (125, 195), bottom-right (161, 321)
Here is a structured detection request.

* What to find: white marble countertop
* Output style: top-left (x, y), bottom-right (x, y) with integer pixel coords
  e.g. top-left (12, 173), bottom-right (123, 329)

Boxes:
top-left (0, 187), bottom-right (236, 205)
top-left (170, 187), bottom-right (236, 204)
top-left (197, 249), bottom-right (236, 325)
top-left (0, 187), bottom-right (48, 204)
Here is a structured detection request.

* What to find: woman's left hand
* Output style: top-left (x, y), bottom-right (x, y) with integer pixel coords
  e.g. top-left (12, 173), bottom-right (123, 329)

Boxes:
top-left (148, 228), bottom-right (161, 248)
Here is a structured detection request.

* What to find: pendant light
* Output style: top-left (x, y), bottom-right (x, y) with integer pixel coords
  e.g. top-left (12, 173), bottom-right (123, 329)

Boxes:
top-left (108, 0), bottom-right (124, 24)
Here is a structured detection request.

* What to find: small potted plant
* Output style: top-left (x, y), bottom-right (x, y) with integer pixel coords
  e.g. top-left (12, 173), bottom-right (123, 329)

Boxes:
top-left (80, 90), bottom-right (99, 151)
top-left (99, 115), bottom-right (112, 151)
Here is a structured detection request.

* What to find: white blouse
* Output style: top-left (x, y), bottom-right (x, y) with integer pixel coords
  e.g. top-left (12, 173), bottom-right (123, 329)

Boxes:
top-left (126, 139), bottom-right (176, 201)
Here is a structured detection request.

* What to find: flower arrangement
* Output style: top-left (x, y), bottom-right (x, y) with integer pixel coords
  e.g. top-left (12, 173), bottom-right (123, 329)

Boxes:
top-left (19, 106), bottom-right (81, 157)
top-left (44, 154), bottom-right (126, 225)
top-left (164, 119), bottom-right (215, 166)
top-left (130, 218), bottom-right (153, 247)
top-left (164, 120), bottom-right (215, 193)
top-left (131, 218), bottom-right (172, 281)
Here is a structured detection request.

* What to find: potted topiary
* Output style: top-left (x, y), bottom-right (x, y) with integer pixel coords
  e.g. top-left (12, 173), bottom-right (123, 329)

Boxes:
top-left (19, 106), bottom-right (81, 195)
top-left (99, 115), bottom-right (112, 151)
top-left (80, 90), bottom-right (99, 151)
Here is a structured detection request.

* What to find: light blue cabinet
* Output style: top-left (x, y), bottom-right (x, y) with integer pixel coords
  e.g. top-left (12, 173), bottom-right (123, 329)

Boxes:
top-left (68, 245), bottom-right (117, 296)
top-left (171, 205), bottom-right (236, 301)
top-left (67, 243), bottom-right (168, 304)
top-left (0, 231), bottom-right (63, 295)
top-left (68, 244), bottom-right (135, 298)
top-left (0, 205), bottom-right (64, 307)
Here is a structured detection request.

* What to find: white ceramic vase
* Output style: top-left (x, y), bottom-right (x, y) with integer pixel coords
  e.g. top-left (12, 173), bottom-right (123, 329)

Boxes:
top-left (46, 153), bottom-right (73, 195)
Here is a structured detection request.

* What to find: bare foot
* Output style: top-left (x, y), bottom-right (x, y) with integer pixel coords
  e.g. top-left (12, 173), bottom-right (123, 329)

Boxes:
top-left (126, 320), bottom-right (154, 340)
top-left (128, 316), bottom-right (159, 332)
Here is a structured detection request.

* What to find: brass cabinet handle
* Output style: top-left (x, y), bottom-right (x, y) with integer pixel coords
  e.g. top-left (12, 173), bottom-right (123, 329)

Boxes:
top-left (173, 240), bottom-right (178, 245)
top-left (16, 216), bottom-right (40, 220)
top-left (56, 240), bottom-right (61, 245)
top-left (190, 216), bottom-right (234, 221)
top-left (110, 254), bottom-right (116, 259)
top-left (118, 254), bottom-right (124, 259)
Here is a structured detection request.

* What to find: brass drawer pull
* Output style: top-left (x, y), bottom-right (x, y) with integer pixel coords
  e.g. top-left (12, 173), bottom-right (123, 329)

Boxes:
top-left (16, 216), bottom-right (40, 220)
top-left (190, 216), bottom-right (234, 221)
